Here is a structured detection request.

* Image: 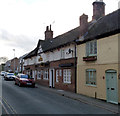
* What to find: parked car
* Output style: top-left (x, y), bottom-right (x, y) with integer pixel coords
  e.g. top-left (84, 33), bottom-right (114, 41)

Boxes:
top-left (0, 71), bottom-right (6, 77)
top-left (15, 74), bottom-right (35, 87)
top-left (4, 72), bottom-right (16, 80)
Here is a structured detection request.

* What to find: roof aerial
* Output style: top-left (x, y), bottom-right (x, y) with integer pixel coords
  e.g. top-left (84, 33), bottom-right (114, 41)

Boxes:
top-left (96, 0), bottom-right (103, 2)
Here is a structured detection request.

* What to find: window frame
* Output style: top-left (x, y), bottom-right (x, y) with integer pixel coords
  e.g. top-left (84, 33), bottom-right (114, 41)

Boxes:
top-left (43, 69), bottom-right (48, 80)
top-left (56, 70), bottom-right (59, 82)
top-left (86, 69), bottom-right (96, 86)
top-left (63, 69), bottom-right (71, 84)
top-left (61, 49), bottom-right (65, 59)
top-left (37, 70), bottom-right (42, 80)
top-left (86, 40), bottom-right (97, 57)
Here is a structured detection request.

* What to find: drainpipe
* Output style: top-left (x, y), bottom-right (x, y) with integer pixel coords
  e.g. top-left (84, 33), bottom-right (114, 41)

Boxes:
top-left (74, 42), bottom-right (77, 93)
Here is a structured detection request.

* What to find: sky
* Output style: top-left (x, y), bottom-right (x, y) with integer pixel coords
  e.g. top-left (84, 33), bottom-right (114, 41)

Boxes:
top-left (0, 0), bottom-right (119, 63)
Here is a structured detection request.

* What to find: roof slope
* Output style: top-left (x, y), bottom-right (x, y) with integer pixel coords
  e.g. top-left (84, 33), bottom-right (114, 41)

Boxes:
top-left (24, 40), bottom-right (44, 59)
top-left (24, 9), bottom-right (120, 59)
top-left (42, 26), bottom-right (80, 52)
top-left (83, 8), bottom-right (120, 41)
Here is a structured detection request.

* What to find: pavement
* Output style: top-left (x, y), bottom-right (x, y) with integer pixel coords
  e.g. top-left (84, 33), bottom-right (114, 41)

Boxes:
top-left (36, 84), bottom-right (119, 114)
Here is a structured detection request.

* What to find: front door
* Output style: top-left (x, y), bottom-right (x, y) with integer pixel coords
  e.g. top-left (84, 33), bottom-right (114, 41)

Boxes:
top-left (49, 69), bottom-right (54, 88)
top-left (106, 70), bottom-right (118, 104)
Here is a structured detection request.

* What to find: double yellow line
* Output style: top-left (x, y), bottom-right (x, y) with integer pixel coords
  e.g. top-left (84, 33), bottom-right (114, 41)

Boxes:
top-left (0, 96), bottom-right (17, 114)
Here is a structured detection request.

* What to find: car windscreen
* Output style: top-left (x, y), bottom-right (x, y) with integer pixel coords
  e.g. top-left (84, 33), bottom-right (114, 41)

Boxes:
top-left (8, 74), bottom-right (14, 75)
top-left (20, 75), bottom-right (29, 78)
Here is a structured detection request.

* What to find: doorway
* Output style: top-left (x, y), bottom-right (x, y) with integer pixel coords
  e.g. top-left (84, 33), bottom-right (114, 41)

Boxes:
top-left (106, 70), bottom-right (118, 104)
top-left (49, 69), bottom-right (55, 88)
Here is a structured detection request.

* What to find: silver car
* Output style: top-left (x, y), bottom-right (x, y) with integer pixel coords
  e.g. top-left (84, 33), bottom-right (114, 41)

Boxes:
top-left (4, 73), bottom-right (16, 80)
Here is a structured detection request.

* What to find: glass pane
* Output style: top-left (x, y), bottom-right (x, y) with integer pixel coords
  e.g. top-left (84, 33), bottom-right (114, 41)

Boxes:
top-left (94, 41), bottom-right (97, 54)
top-left (90, 42), bottom-right (93, 54)
top-left (86, 71), bottom-right (89, 84)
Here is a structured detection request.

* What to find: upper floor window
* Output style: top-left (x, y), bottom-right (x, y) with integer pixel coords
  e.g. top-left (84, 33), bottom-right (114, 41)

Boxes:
top-left (61, 49), bottom-right (65, 59)
top-left (86, 40), bottom-right (97, 56)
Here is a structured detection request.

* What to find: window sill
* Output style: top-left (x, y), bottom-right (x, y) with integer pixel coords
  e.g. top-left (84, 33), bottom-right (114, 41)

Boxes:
top-left (63, 82), bottom-right (71, 84)
top-left (86, 84), bottom-right (97, 88)
top-left (43, 79), bottom-right (48, 80)
top-left (83, 56), bottom-right (97, 61)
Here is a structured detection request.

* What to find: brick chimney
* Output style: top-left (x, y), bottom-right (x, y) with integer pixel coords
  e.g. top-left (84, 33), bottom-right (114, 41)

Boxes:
top-left (79, 14), bottom-right (88, 36)
top-left (92, 0), bottom-right (105, 20)
top-left (45, 25), bottom-right (53, 40)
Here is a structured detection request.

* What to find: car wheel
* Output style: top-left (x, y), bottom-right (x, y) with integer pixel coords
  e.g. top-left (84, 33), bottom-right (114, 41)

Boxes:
top-left (18, 82), bottom-right (22, 87)
top-left (32, 84), bottom-right (35, 88)
top-left (32, 85), bottom-right (35, 88)
top-left (15, 82), bottom-right (17, 85)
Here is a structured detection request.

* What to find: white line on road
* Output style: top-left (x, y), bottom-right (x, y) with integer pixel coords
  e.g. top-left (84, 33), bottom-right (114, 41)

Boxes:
top-left (0, 96), bottom-right (17, 114)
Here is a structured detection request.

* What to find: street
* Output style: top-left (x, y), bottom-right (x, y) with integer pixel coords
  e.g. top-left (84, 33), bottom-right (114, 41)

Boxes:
top-left (1, 76), bottom-right (115, 115)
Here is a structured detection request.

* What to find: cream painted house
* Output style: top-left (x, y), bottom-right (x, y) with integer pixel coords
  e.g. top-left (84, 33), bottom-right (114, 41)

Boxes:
top-left (77, 8), bottom-right (120, 104)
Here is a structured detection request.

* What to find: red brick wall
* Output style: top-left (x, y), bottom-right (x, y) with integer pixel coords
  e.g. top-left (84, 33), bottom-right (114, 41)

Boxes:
top-left (24, 58), bottom-right (76, 92)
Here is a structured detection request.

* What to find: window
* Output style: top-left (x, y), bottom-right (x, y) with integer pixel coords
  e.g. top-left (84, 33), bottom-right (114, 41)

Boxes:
top-left (43, 69), bottom-right (48, 80)
top-left (86, 40), bottom-right (97, 56)
top-left (37, 71), bottom-right (42, 80)
top-left (59, 69), bottom-right (62, 76)
top-left (61, 49), bottom-right (65, 59)
top-left (63, 69), bottom-right (71, 83)
top-left (46, 53), bottom-right (49, 61)
top-left (86, 69), bottom-right (96, 86)
top-left (56, 70), bottom-right (59, 82)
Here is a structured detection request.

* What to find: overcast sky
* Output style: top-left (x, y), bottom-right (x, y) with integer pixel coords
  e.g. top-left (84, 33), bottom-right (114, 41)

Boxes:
top-left (0, 0), bottom-right (119, 62)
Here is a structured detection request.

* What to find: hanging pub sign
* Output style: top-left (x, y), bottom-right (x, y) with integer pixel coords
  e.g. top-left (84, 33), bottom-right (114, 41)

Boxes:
top-left (38, 55), bottom-right (43, 62)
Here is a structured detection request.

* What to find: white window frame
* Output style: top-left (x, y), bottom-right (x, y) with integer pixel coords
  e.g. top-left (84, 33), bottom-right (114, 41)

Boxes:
top-left (63, 69), bottom-right (71, 84)
top-left (86, 69), bottom-right (96, 86)
top-left (43, 69), bottom-right (48, 80)
top-left (37, 71), bottom-right (42, 80)
top-left (86, 40), bottom-right (97, 56)
top-left (61, 49), bottom-right (65, 59)
top-left (56, 70), bottom-right (59, 82)
top-left (59, 69), bottom-right (62, 76)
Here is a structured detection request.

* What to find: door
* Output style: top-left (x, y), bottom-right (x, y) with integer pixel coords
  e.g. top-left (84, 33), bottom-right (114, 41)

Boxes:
top-left (106, 70), bottom-right (118, 104)
top-left (49, 69), bottom-right (55, 88)
top-left (32, 70), bottom-right (35, 80)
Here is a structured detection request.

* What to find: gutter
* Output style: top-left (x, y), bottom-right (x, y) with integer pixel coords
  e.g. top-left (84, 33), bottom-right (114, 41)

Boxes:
top-left (74, 42), bottom-right (77, 93)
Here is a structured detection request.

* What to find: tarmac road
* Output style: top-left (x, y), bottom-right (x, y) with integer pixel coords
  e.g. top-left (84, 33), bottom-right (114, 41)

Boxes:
top-left (1, 76), bottom-right (115, 115)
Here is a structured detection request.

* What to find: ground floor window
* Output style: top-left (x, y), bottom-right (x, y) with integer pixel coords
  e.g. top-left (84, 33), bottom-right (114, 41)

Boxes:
top-left (56, 70), bottom-right (59, 82)
top-left (86, 69), bottom-right (96, 86)
top-left (63, 69), bottom-right (71, 84)
top-left (43, 69), bottom-right (48, 80)
top-left (37, 71), bottom-right (42, 79)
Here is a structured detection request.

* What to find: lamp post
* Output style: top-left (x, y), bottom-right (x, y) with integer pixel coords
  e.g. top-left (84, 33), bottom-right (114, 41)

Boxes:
top-left (13, 49), bottom-right (15, 73)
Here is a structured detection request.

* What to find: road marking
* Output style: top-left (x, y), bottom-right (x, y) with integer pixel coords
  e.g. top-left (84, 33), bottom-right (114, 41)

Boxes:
top-left (0, 96), bottom-right (17, 114)
top-left (0, 100), bottom-right (9, 114)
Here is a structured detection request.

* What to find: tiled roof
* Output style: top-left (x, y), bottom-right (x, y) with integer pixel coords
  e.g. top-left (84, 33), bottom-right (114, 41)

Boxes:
top-left (42, 26), bottom-right (80, 52)
top-left (80, 9), bottom-right (120, 42)
top-left (24, 9), bottom-right (120, 59)
top-left (24, 40), bottom-right (44, 59)
top-left (24, 27), bottom-right (81, 59)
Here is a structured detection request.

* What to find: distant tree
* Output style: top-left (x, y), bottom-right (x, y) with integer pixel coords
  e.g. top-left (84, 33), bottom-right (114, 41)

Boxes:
top-left (0, 57), bottom-right (8, 64)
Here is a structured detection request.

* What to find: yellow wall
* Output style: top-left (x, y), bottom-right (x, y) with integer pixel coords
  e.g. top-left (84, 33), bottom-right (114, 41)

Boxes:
top-left (118, 34), bottom-right (120, 103)
top-left (77, 34), bottom-right (119, 102)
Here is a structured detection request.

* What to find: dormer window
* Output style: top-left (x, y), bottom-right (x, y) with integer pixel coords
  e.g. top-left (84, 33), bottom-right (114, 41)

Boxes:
top-left (86, 40), bottom-right (97, 56)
